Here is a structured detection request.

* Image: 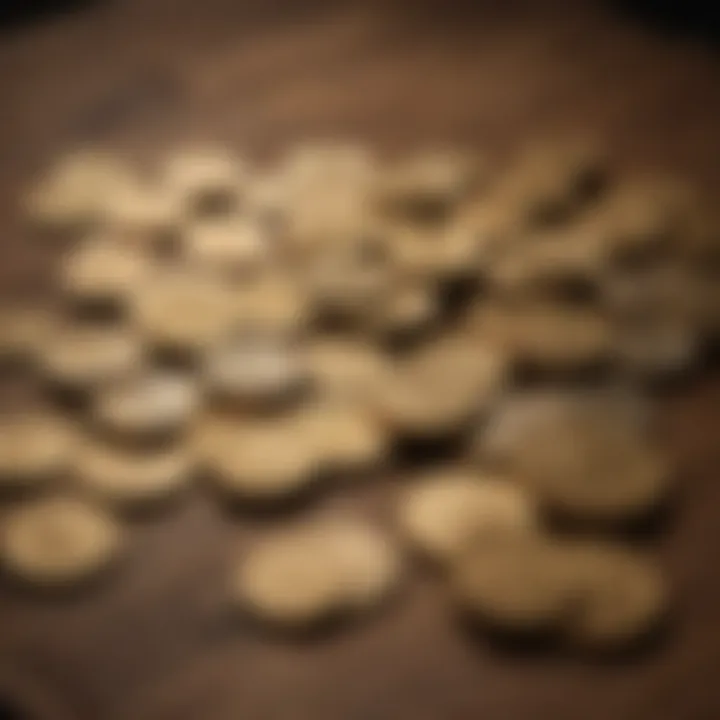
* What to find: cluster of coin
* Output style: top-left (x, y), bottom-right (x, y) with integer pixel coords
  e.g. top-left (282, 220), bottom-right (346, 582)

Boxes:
top-left (0, 138), bottom-right (717, 651)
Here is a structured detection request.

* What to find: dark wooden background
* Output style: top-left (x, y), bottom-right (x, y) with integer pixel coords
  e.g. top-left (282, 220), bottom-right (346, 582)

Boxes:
top-left (1, 1), bottom-right (720, 718)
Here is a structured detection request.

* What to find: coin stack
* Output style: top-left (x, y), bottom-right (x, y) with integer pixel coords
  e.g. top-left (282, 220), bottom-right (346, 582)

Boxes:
top-left (0, 138), bottom-right (717, 651)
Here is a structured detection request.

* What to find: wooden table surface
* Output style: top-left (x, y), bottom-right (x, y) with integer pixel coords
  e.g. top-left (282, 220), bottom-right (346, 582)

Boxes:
top-left (1, 1), bottom-right (720, 718)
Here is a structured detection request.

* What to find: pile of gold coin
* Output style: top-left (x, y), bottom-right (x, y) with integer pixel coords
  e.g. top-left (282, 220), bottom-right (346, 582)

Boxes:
top-left (0, 138), bottom-right (717, 651)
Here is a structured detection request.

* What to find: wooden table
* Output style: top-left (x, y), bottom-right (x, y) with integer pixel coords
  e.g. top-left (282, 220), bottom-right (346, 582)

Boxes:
top-left (0, 1), bottom-right (719, 718)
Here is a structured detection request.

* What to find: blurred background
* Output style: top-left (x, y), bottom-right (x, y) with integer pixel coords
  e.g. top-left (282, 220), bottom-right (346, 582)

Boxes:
top-left (1, 1), bottom-right (720, 719)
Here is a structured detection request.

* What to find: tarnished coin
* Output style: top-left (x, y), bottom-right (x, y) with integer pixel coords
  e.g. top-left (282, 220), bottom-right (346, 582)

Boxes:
top-left (603, 265), bottom-right (704, 378)
top-left (564, 542), bottom-right (669, 650)
top-left (93, 371), bottom-right (200, 445)
top-left (449, 535), bottom-right (577, 633)
top-left (597, 176), bottom-right (694, 269)
top-left (477, 390), bottom-right (670, 524)
top-left (75, 440), bottom-right (193, 508)
top-left (0, 414), bottom-right (75, 491)
top-left (2, 497), bottom-right (122, 588)
top-left (399, 470), bottom-right (538, 566)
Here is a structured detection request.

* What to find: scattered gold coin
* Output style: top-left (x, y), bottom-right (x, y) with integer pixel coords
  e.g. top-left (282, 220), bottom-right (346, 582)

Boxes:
top-left (1, 497), bottom-right (122, 587)
top-left (232, 516), bottom-right (400, 627)
top-left (0, 415), bottom-right (75, 491)
top-left (399, 470), bottom-right (538, 566)
top-left (93, 371), bottom-right (200, 446)
top-left (74, 439), bottom-right (193, 508)
top-left (449, 535), bottom-right (577, 633)
top-left (478, 391), bottom-right (670, 523)
top-left (563, 542), bottom-right (669, 650)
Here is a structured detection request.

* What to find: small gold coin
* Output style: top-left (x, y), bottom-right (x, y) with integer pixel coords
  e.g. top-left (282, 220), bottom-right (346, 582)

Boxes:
top-left (564, 542), bottom-right (668, 650)
top-left (378, 337), bottom-right (507, 437)
top-left (93, 371), bottom-right (200, 445)
top-left (399, 470), bottom-right (538, 566)
top-left (449, 535), bottom-right (578, 633)
top-left (2, 497), bottom-right (122, 587)
top-left (0, 414), bottom-right (75, 491)
top-left (478, 391), bottom-right (669, 523)
top-left (75, 440), bottom-right (193, 508)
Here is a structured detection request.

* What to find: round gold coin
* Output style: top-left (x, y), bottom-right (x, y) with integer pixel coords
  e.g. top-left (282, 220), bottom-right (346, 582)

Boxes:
top-left (0, 414), bottom-right (75, 491)
top-left (203, 332), bottom-right (309, 412)
top-left (2, 497), bottom-right (122, 588)
top-left (564, 542), bottom-right (669, 650)
top-left (39, 325), bottom-right (144, 392)
top-left (197, 413), bottom-right (321, 502)
top-left (93, 371), bottom-right (200, 446)
top-left (162, 146), bottom-right (247, 217)
top-left (75, 439), bottom-right (193, 508)
top-left (378, 337), bottom-right (507, 437)
top-left (24, 150), bottom-right (135, 235)
top-left (399, 470), bottom-right (539, 566)
top-left (60, 236), bottom-right (151, 307)
top-left (232, 523), bottom-right (351, 628)
top-left (449, 535), bottom-right (578, 633)
top-left (233, 515), bottom-right (401, 628)
top-left (131, 269), bottom-right (236, 354)
top-left (478, 390), bottom-right (669, 524)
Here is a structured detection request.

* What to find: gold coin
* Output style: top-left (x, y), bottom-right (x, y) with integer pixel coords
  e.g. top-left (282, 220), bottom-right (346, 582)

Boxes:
top-left (470, 301), bottom-right (614, 371)
top-left (376, 148), bottom-right (482, 220)
top-left (184, 216), bottom-right (271, 279)
top-left (162, 146), bottom-right (247, 217)
top-left (60, 236), bottom-right (150, 306)
top-left (40, 325), bottom-right (144, 391)
top-left (197, 413), bottom-right (321, 502)
top-left (478, 390), bottom-right (670, 523)
top-left (399, 470), bottom-right (539, 566)
top-left (2, 497), bottom-right (122, 587)
top-left (233, 515), bottom-right (400, 627)
top-left (203, 332), bottom-right (309, 412)
top-left (378, 337), bottom-right (507, 437)
top-left (75, 439), bottom-right (193, 508)
top-left (303, 400), bottom-right (388, 475)
top-left (24, 150), bottom-right (135, 234)
top-left (131, 269), bottom-right (236, 353)
top-left (449, 535), bottom-right (577, 632)
top-left (0, 414), bottom-right (75, 490)
top-left (93, 371), bottom-right (200, 445)
top-left (564, 542), bottom-right (668, 650)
